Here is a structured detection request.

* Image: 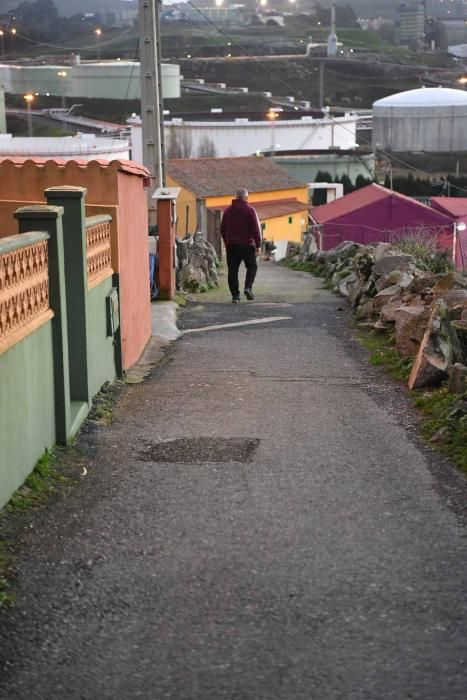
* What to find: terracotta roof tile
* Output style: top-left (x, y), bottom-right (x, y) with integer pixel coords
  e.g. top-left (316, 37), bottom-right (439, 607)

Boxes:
top-left (208, 198), bottom-right (309, 220)
top-left (0, 156), bottom-right (150, 178)
top-left (167, 156), bottom-right (307, 198)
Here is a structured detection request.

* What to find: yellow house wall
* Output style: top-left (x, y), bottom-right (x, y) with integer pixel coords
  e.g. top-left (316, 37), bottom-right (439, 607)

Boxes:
top-left (166, 176), bottom-right (198, 236)
top-left (261, 211), bottom-right (308, 243)
top-left (166, 178), bottom-right (309, 240)
top-left (206, 187), bottom-right (309, 209)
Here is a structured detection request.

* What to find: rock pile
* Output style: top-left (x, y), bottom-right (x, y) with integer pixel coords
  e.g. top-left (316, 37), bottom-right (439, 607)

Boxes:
top-left (288, 239), bottom-right (467, 391)
top-left (175, 232), bottom-right (219, 293)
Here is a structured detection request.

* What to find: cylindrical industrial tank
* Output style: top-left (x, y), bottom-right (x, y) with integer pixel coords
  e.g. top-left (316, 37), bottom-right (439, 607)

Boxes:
top-left (372, 87), bottom-right (467, 152)
top-left (0, 85), bottom-right (6, 133)
top-left (0, 61), bottom-right (181, 101)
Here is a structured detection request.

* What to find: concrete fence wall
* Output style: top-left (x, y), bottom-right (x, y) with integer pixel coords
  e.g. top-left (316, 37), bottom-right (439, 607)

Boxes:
top-left (0, 188), bottom-right (121, 509)
top-left (0, 158), bottom-right (151, 371)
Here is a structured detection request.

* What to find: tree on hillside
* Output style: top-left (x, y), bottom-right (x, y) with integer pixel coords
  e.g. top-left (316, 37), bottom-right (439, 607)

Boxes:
top-left (8, 0), bottom-right (58, 23)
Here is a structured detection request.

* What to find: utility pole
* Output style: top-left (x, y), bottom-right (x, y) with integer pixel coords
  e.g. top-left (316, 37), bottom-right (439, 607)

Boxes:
top-left (319, 61), bottom-right (324, 111)
top-left (139, 0), bottom-right (166, 222)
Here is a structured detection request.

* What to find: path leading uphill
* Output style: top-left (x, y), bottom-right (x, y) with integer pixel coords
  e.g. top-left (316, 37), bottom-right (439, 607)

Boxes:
top-left (1, 263), bottom-right (467, 700)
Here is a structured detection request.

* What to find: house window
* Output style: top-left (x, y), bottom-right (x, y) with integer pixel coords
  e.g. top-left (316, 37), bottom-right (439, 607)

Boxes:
top-left (288, 216), bottom-right (293, 224)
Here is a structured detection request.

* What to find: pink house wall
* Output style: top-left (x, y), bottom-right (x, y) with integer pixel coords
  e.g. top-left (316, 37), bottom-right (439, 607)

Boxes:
top-left (117, 171), bottom-right (151, 369)
top-left (321, 198), bottom-right (453, 251)
top-left (431, 201), bottom-right (467, 273)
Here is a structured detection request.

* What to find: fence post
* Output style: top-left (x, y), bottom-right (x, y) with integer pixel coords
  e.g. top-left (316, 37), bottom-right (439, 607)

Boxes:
top-left (15, 205), bottom-right (71, 443)
top-left (45, 186), bottom-right (91, 407)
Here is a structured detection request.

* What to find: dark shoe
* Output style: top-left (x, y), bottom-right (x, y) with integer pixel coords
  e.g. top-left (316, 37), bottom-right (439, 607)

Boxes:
top-left (244, 288), bottom-right (254, 300)
top-left (232, 294), bottom-right (241, 303)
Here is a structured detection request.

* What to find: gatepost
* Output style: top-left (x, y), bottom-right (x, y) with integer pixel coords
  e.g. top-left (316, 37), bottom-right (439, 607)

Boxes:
top-left (15, 205), bottom-right (71, 443)
top-left (153, 187), bottom-right (180, 300)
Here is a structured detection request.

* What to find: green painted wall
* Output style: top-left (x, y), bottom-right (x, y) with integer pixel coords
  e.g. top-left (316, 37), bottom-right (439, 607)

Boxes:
top-left (87, 279), bottom-right (117, 397)
top-left (0, 322), bottom-right (55, 508)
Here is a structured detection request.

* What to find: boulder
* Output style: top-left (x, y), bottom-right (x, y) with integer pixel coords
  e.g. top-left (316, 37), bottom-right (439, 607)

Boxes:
top-left (338, 272), bottom-right (357, 297)
top-left (347, 277), bottom-right (365, 308)
top-left (379, 298), bottom-right (404, 323)
top-left (374, 243), bottom-right (397, 262)
top-left (409, 273), bottom-right (437, 294)
top-left (299, 233), bottom-right (318, 261)
top-left (452, 320), bottom-right (467, 361)
top-left (448, 363), bottom-right (467, 395)
top-left (431, 271), bottom-right (467, 295)
top-left (179, 264), bottom-right (207, 292)
top-left (353, 247), bottom-right (375, 282)
top-left (438, 289), bottom-right (467, 319)
top-left (355, 300), bottom-right (375, 320)
top-left (323, 241), bottom-right (361, 264)
top-left (375, 270), bottom-right (414, 293)
top-left (373, 285), bottom-right (403, 312)
top-left (408, 300), bottom-right (464, 390)
top-left (373, 254), bottom-right (416, 278)
top-left (360, 276), bottom-right (377, 299)
top-left (395, 305), bottom-right (431, 358)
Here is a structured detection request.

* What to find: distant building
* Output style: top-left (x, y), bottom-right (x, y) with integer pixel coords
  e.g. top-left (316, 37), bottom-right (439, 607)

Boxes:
top-left (0, 133), bottom-right (130, 161)
top-left (395, 2), bottom-right (425, 48)
top-left (166, 155), bottom-right (310, 247)
top-left (270, 149), bottom-right (375, 185)
top-left (180, 4), bottom-right (247, 24)
top-left (437, 18), bottom-right (467, 48)
top-left (309, 183), bottom-right (453, 251)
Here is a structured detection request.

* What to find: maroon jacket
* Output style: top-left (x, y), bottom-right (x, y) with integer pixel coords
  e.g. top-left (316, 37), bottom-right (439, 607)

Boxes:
top-left (220, 198), bottom-right (262, 248)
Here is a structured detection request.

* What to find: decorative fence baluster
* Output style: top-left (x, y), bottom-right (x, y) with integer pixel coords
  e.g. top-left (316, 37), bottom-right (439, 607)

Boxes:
top-left (86, 216), bottom-right (113, 288)
top-left (0, 234), bottom-right (52, 349)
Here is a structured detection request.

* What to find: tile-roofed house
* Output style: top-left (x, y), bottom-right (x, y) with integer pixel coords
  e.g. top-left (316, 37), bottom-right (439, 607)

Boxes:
top-left (310, 183), bottom-right (454, 251)
top-left (166, 156), bottom-right (310, 252)
top-left (167, 156), bottom-right (307, 198)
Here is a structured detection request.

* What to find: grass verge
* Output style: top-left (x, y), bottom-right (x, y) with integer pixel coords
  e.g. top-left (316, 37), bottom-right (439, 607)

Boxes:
top-left (356, 328), bottom-right (414, 382)
top-left (357, 327), bottom-right (467, 473)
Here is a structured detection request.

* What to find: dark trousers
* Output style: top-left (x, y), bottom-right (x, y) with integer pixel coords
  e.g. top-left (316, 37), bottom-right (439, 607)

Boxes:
top-left (226, 244), bottom-right (257, 296)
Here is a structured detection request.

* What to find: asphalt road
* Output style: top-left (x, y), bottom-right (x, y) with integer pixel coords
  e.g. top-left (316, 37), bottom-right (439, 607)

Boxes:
top-left (1, 263), bottom-right (467, 700)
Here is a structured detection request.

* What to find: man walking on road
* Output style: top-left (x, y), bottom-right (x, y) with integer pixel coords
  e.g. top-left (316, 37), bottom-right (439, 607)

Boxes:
top-left (220, 188), bottom-right (262, 303)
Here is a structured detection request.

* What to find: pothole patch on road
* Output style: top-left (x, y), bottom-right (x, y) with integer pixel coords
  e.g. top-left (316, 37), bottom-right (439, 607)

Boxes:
top-left (138, 437), bottom-right (260, 463)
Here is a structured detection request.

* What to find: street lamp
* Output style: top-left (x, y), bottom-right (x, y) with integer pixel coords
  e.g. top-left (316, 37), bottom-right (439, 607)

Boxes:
top-left (94, 28), bottom-right (102, 60)
top-left (11, 27), bottom-right (16, 57)
top-left (266, 108), bottom-right (280, 155)
top-left (57, 70), bottom-right (67, 109)
top-left (453, 220), bottom-right (466, 269)
top-left (23, 93), bottom-right (34, 137)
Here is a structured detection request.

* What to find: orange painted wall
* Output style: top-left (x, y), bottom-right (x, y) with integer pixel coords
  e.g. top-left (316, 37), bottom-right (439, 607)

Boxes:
top-left (0, 159), bottom-right (151, 369)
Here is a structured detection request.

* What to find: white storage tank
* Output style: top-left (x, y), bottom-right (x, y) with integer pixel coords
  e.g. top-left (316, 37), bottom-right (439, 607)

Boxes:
top-left (372, 87), bottom-right (467, 152)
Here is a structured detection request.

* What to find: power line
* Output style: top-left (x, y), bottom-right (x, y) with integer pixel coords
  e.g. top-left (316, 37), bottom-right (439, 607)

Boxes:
top-left (13, 27), bottom-right (132, 52)
top-left (183, 3), bottom-right (467, 194)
